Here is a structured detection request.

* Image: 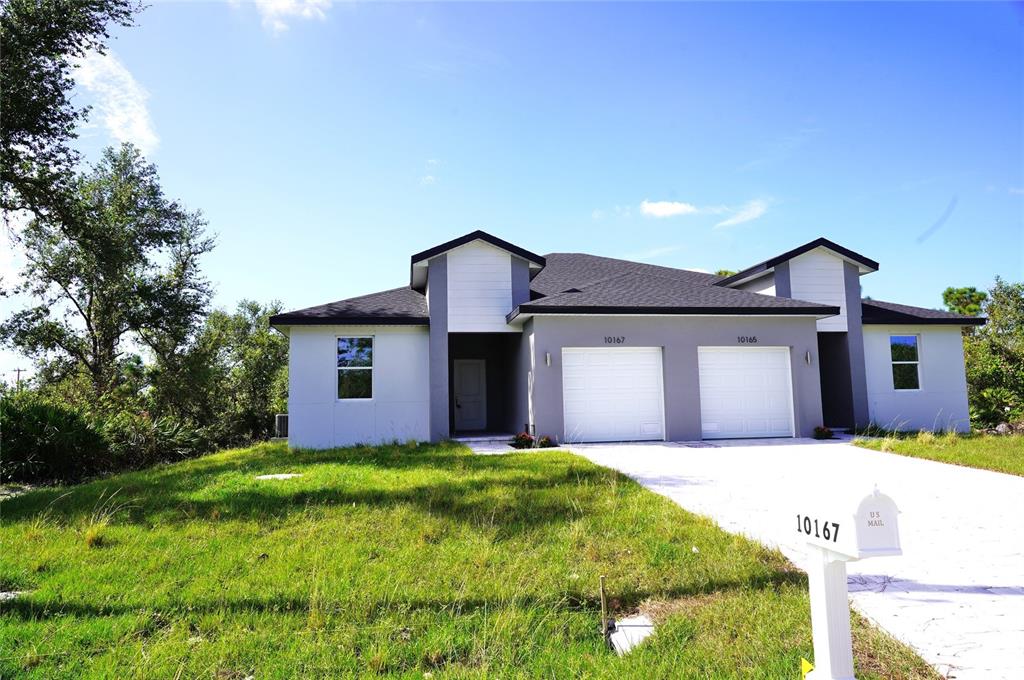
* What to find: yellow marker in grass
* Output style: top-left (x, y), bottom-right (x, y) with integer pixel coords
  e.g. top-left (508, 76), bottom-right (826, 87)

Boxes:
top-left (801, 658), bottom-right (814, 678)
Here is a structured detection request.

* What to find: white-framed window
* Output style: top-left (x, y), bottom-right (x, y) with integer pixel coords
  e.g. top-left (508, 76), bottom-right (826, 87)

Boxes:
top-left (890, 334), bottom-right (920, 391)
top-left (337, 336), bottom-right (373, 399)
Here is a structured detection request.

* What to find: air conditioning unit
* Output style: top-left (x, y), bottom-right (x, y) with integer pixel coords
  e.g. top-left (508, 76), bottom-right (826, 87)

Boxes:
top-left (275, 413), bottom-right (289, 438)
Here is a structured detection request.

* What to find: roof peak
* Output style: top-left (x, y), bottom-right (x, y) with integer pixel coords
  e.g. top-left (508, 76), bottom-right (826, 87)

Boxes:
top-left (716, 237), bottom-right (879, 287)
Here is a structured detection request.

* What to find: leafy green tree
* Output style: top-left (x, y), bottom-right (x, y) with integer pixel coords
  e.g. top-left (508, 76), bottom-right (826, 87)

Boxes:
top-left (942, 286), bottom-right (987, 317)
top-left (963, 278), bottom-right (1024, 426)
top-left (0, 144), bottom-right (214, 398)
top-left (715, 269), bottom-right (737, 277)
top-left (149, 300), bottom-right (287, 444)
top-left (1, 0), bottom-right (139, 219)
top-left (210, 301), bottom-right (288, 442)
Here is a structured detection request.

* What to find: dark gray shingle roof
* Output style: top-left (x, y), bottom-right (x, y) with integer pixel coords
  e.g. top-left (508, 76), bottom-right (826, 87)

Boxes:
top-left (269, 287), bottom-right (428, 326)
top-left (511, 270), bottom-right (838, 320)
top-left (532, 252), bottom-right (722, 296)
top-left (861, 299), bottom-right (986, 326)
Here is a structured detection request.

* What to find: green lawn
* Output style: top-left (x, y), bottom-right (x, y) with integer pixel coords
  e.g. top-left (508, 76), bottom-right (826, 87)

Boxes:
top-left (855, 432), bottom-right (1024, 477)
top-left (1, 442), bottom-right (936, 679)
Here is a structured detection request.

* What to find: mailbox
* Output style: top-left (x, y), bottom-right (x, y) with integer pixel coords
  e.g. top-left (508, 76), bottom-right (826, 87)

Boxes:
top-left (794, 488), bottom-right (901, 561)
top-left (795, 487), bottom-right (902, 680)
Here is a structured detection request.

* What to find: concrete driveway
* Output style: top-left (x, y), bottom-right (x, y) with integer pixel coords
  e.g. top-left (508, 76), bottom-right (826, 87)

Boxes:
top-left (568, 438), bottom-right (1024, 680)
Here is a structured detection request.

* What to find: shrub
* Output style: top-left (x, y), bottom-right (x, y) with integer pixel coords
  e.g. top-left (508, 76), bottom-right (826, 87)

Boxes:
top-left (812, 426), bottom-right (833, 440)
top-left (101, 411), bottom-right (210, 469)
top-left (509, 432), bottom-right (534, 449)
top-left (537, 435), bottom-right (556, 448)
top-left (0, 392), bottom-right (108, 483)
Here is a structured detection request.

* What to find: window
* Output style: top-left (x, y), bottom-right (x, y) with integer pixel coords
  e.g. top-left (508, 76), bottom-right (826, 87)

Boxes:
top-left (338, 337), bottom-right (373, 399)
top-left (890, 335), bottom-right (920, 390)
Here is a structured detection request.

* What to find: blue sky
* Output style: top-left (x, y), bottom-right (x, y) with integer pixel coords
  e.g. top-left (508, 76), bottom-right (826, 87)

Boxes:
top-left (2, 1), bottom-right (1022, 380)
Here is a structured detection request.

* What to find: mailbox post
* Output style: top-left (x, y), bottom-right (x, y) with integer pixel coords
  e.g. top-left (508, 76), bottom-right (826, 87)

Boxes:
top-left (795, 488), bottom-right (901, 680)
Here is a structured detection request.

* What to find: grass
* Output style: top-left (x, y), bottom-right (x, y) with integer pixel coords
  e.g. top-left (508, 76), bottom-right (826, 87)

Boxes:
top-left (0, 442), bottom-right (937, 679)
top-left (855, 431), bottom-right (1024, 477)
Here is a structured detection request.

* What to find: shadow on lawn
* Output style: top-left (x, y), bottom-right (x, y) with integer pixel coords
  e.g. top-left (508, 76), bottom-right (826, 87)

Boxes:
top-left (1, 442), bottom-right (621, 538)
top-left (1, 569), bottom-right (807, 623)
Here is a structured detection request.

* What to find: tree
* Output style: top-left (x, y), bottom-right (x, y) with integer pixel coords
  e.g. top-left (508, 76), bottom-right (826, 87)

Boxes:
top-left (962, 278), bottom-right (1024, 426)
top-left (215, 301), bottom-right (288, 441)
top-left (715, 269), bottom-right (737, 277)
top-left (1, 0), bottom-right (139, 220)
top-left (0, 144), bottom-right (214, 398)
top-left (148, 300), bottom-right (287, 444)
top-left (942, 286), bottom-right (987, 317)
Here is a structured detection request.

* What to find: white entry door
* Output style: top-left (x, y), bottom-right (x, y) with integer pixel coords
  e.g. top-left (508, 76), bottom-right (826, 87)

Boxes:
top-left (562, 347), bottom-right (665, 443)
top-left (697, 347), bottom-right (795, 439)
top-left (453, 359), bottom-right (487, 431)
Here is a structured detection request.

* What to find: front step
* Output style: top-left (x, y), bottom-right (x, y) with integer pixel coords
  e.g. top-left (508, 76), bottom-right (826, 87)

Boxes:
top-left (452, 433), bottom-right (515, 444)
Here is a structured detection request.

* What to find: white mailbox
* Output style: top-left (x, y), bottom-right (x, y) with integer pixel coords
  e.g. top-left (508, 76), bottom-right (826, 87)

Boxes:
top-left (794, 488), bottom-right (901, 561)
top-left (793, 487), bottom-right (902, 680)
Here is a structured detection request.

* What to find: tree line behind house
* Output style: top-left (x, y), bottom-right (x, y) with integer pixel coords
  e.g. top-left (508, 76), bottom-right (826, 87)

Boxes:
top-left (1, 1), bottom-right (286, 483)
top-left (1, 0), bottom-right (1022, 485)
top-left (0, 144), bottom-right (288, 483)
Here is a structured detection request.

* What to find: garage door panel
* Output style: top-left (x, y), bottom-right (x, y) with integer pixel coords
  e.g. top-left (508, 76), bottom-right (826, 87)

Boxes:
top-left (562, 347), bottom-right (665, 443)
top-left (698, 347), bottom-right (795, 439)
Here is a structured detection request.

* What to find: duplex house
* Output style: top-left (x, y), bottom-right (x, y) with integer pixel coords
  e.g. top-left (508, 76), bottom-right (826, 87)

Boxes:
top-left (270, 231), bottom-right (983, 447)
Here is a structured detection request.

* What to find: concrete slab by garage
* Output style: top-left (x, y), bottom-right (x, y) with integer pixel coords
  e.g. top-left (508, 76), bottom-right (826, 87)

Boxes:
top-left (569, 439), bottom-right (1024, 680)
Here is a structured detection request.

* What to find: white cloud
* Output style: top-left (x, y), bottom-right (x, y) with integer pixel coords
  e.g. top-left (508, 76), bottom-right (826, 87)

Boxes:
top-left (715, 199), bottom-right (769, 228)
top-left (232, 0), bottom-right (333, 34)
top-left (591, 209), bottom-right (605, 220)
top-left (420, 175), bottom-right (437, 186)
top-left (1010, 187), bottom-right (1024, 195)
top-left (684, 267), bottom-right (711, 274)
top-left (640, 200), bottom-right (699, 218)
top-left (73, 51), bottom-right (158, 155)
top-left (635, 197), bottom-right (769, 227)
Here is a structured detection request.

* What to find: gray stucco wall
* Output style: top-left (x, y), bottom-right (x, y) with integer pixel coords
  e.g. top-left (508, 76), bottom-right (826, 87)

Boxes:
top-left (529, 315), bottom-right (824, 442)
top-left (843, 261), bottom-right (870, 428)
top-left (427, 255), bottom-right (449, 441)
top-left (774, 261), bottom-right (793, 298)
top-left (511, 257), bottom-right (531, 307)
top-left (511, 318), bottom-right (534, 434)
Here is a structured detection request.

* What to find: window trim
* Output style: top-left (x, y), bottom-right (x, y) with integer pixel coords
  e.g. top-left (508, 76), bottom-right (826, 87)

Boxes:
top-left (889, 334), bottom-right (921, 392)
top-left (337, 335), bottom-right (374, 401)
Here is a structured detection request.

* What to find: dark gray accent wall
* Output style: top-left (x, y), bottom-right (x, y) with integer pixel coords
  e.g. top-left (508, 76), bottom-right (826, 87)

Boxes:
top-left (511, 318), bottom-right (533, 434)
top-left (449, 333), bottom-right (519, 433)
top-left (817, 332), bottom-right (854, 427)
top-left (427, 255), bottom-right (449, 441)
top-left (511, 257), bottom-right (531, 307)
top-left (774, 261), bottom-right (792, 298)
top-left (529, 315), bottom-right (824, 442)
top-left (843, 261), bottom-right (870, 428)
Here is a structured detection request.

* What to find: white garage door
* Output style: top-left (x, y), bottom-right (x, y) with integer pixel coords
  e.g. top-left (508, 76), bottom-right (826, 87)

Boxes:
top-left (698, 347), bottom-right (795, 439)
top-left (562, 347), bottom-right (665, 443)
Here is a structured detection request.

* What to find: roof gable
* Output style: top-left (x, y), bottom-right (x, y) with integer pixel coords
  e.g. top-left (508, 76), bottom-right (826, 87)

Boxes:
top-left (716, 238), bottom-right (879, 288)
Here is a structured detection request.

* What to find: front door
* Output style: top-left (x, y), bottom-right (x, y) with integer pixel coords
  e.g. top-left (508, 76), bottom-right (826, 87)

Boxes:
top-left (454, 359), bottom-right (487, 431)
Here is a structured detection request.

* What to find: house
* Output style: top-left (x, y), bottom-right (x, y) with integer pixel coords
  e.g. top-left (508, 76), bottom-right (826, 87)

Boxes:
top-left (269, 231), bottom-right (984, 447)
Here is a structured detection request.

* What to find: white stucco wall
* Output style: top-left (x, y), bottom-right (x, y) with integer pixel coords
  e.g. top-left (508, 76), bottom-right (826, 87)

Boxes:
top-left (790, 249), bottom-right (848, 332)
top-left (287, 325), bottom-right (430, 448)
top-left (863, 325), bottom-right (970, 432)
top-left (737, 273), bottom-right (776, 296)
top-left (446, 241), bottom-right (515, 332)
